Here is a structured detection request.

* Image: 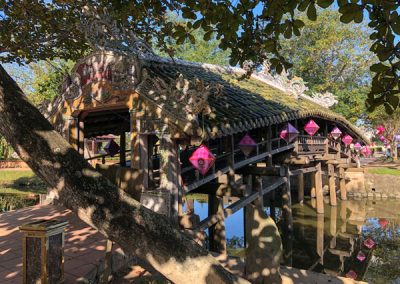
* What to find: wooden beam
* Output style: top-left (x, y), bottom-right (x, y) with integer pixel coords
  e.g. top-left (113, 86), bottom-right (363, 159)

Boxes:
top-left (298, 172), bottom-right (304, 204)
top-left (290, 166), bottom-right (317, 176)
top-left (328, 164), bottom-right (337, 206)
top-left (276, 156), bottom-right (310, 165)
top-left (315, 162), bottom-right (324, 214)
top-left (339, 167), bottom-right (347, 200)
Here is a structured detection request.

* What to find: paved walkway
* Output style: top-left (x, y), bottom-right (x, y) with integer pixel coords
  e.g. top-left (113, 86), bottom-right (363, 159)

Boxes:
top-left (0, 204), bottom-right (109, 283)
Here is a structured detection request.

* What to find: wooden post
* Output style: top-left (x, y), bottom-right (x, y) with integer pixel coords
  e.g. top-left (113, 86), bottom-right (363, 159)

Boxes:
top-left (330, 205), bottom-right (337, 249)
top-left (339, 167), bottom-right (347, 200)
top-left (253, 175), bottom-right (264, 209)
top-left (282, 166), bottom-right (293, 232)
top-left (159, 135), bottom-right (180, 224)
top-left (316, 213), bottom-right (324, 264)
top-left (340, 200), bottom-right (347, 233)
top-left (77, 119), bottom-right (85, 155)
top-left (298, 172), bottom-right (304, 204)
top-left (67, 116), bottom-right (78, 149)
top-left (267, 125), bottom-right (273, 165)
top-left (310, 171), bottom-right (316, 198)
top-left (208, 195), bottom-right (227, 255)
top-left (129, 109), bottom-right (139, 169)
top-left (138, 132), bottom-right (149, 189)
top-left (328, 164), bottom-right (337, 206)
top-left (315, 162), bottom-right (324, 214)
top-left (119, 132), bottom-right (126, 167)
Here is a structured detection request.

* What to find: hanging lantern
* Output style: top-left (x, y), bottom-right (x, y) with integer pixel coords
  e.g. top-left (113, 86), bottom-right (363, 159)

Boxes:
top-left (376, 125), bottom-right (385, 135)
top-left (395, 135), bottom-right (400, 142)
top-left (346, 270), bottom-right (357, 279)
top-left (379, 218), bottom-right (388, 229)
top-left (354, 142), bottom-right (362, 151)
top-left (280, 123), bottom-right (299, 143)
top-left (379, 135), bottom-right (386, 142)
top-left (239, 134), bottom-right (257, 157)
top-left (304, 119), bottom-right (320, 136)
top-left (356, 251), bottom-right (366, 262)
top-left (104, 139), bottom-right (120, 157)
top-left (189, 145), bottom-right (216, 175)
top-left (361, 146), bottom-right (372, 157)
top-left (342, 134), bottom-right (353, 145)
top-left (363, 238), bottom-right (375, 249)
top-left (330, 127), bottom-right (342, 140)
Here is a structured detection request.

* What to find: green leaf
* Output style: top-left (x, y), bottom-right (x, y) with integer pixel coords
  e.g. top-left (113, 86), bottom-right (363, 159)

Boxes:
top-left (384, 102), bottom-right (394, 114)
top-left (307, 3), bottom-right (317, 21)
top-left (370, 63), bottom-right (391, 72)
top-left (317, 0), bottom-right (334, 8)
top-left (298, 0), bottom-right (311, 12)
top-left (293, 19), bottom-right (305, 28)
top-left (203, 30), bottom-right (213, 41)
top-left (387, 95), bottom-right (399, 109)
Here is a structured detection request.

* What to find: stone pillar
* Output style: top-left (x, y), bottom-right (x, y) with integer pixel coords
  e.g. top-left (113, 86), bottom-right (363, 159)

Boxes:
top-left (315, 162), bottom-right (324, 214)
top-left (328, 164), bottom-right (337, 206)
top-left (245, 203), bottom-right (282, 283)
top-left (159, 135), bottom-right (180, 224)
top-left (20, 220), bottom-right (68, 284)
top-left (208, 195), bottom-right (227, 255)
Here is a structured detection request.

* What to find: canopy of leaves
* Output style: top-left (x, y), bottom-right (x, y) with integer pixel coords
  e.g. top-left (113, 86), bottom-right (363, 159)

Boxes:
top-left (1, 1), bottom-right (400, 112)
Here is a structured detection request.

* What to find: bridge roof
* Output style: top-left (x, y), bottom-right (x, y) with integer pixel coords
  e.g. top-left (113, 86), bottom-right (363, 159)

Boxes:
top-left (137, 57), bottom-right (368, 142)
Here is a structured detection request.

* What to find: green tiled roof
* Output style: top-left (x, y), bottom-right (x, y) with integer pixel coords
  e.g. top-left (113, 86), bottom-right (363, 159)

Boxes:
top-left (139, 58), bottom-right (368, 143)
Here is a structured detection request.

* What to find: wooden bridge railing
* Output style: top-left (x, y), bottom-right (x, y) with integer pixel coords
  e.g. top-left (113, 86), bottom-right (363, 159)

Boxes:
top-left (297, 135), bottom-right (327, 155)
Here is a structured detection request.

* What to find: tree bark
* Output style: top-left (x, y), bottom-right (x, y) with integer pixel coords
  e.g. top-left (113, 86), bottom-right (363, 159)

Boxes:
top-left (0, 65), bottom-right (249, 284)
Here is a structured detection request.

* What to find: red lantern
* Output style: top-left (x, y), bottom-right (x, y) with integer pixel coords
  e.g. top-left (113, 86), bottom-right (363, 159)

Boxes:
top-left (342, 134), bottom-right (353, 145)
top-left (331, 127), bottom-right (342, 140)
top-left (189, 145), bottom-right (216, 175)
top-left (363, 238), bottom-right (375, 249)
top-left (379, 218), bottom-right (388, 229)
top-left (280, 123), bottom-right (299, 143)
top-left (346, 270), bottom-right (357, 279)
top-left (304, 119), bottom-right (320, 136)
top-left (356, 251), bottom-right (366, 262)
top-left (376, 125), bottom-right (385, 135)
top-left (239, 134), bottom-right (257, 157)
top-left (104, 139), bottom-right (120, 157)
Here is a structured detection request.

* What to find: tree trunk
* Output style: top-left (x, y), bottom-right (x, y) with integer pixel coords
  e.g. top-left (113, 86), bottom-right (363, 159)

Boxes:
top-left (0, 65), bottom-right (248, 284)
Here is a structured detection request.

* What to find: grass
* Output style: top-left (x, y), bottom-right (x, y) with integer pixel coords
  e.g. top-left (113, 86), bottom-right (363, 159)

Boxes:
top-left (367, 167), bottom-right (400, 176)
top-left (0, 169), bottom-right (46, 195)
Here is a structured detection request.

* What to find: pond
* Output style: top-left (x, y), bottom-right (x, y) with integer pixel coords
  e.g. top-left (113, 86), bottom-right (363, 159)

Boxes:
top-left (187, 195), bottom-right (400, 283)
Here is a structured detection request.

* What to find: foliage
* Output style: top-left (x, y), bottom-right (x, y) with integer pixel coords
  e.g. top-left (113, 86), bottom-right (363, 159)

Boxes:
top-left (0, 170), bottom-right (36, 184)
top-left (28, 60), bottom-right (74, 106)
top-left (1, 2), bottom-right (400, 111)
top-left (0, 136), bottom-right (14, 160)
top-left (367, 167), bottom-right (400, 176)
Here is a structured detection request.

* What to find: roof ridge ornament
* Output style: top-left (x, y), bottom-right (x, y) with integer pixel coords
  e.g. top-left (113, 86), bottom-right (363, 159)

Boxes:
top-left (80, 5), bottom-right (158, 60)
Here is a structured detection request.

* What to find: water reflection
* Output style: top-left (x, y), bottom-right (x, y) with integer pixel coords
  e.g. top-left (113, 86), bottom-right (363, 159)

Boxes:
top-left (187, 194), bottom-right (400, 282)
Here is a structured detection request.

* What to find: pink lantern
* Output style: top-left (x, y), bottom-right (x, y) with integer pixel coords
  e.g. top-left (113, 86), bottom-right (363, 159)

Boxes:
top-left (361, 146), bottom-right (372, 157)
top-left (104, 139), bottom-right (120, 157)
top-left (354, 142), bottom-right (362, 151)
top-left (379, 135), bottom-right (386, 142)
top-left (189, 145), bottom-right (216, 175)
top-left (280, 123), bottom-right (299, 143)
top-left (395, 135), bottom-right (400, 142)
top-left (346, 270), bottom-right (357, 279)
top-left (376, 125), bottom-right (385, 135)
top-left (331, 127), bottom-right (342, 140)
top-left (342, 134), bottom-right (353, 145)
top-left (304, 119), bottom-right (320, 136)
top-left (239, 134), bottom-right (257, 157)
top-left (379, 218), bottom-right (388, 229)
top-left (363, 238), bottom-right (375, 249)
top-left (356, 251), bottom-right (366, 262)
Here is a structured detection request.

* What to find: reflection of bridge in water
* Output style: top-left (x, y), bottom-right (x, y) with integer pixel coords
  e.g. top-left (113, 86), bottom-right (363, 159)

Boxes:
top-left (45, 50), bottom-right (370, 281)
